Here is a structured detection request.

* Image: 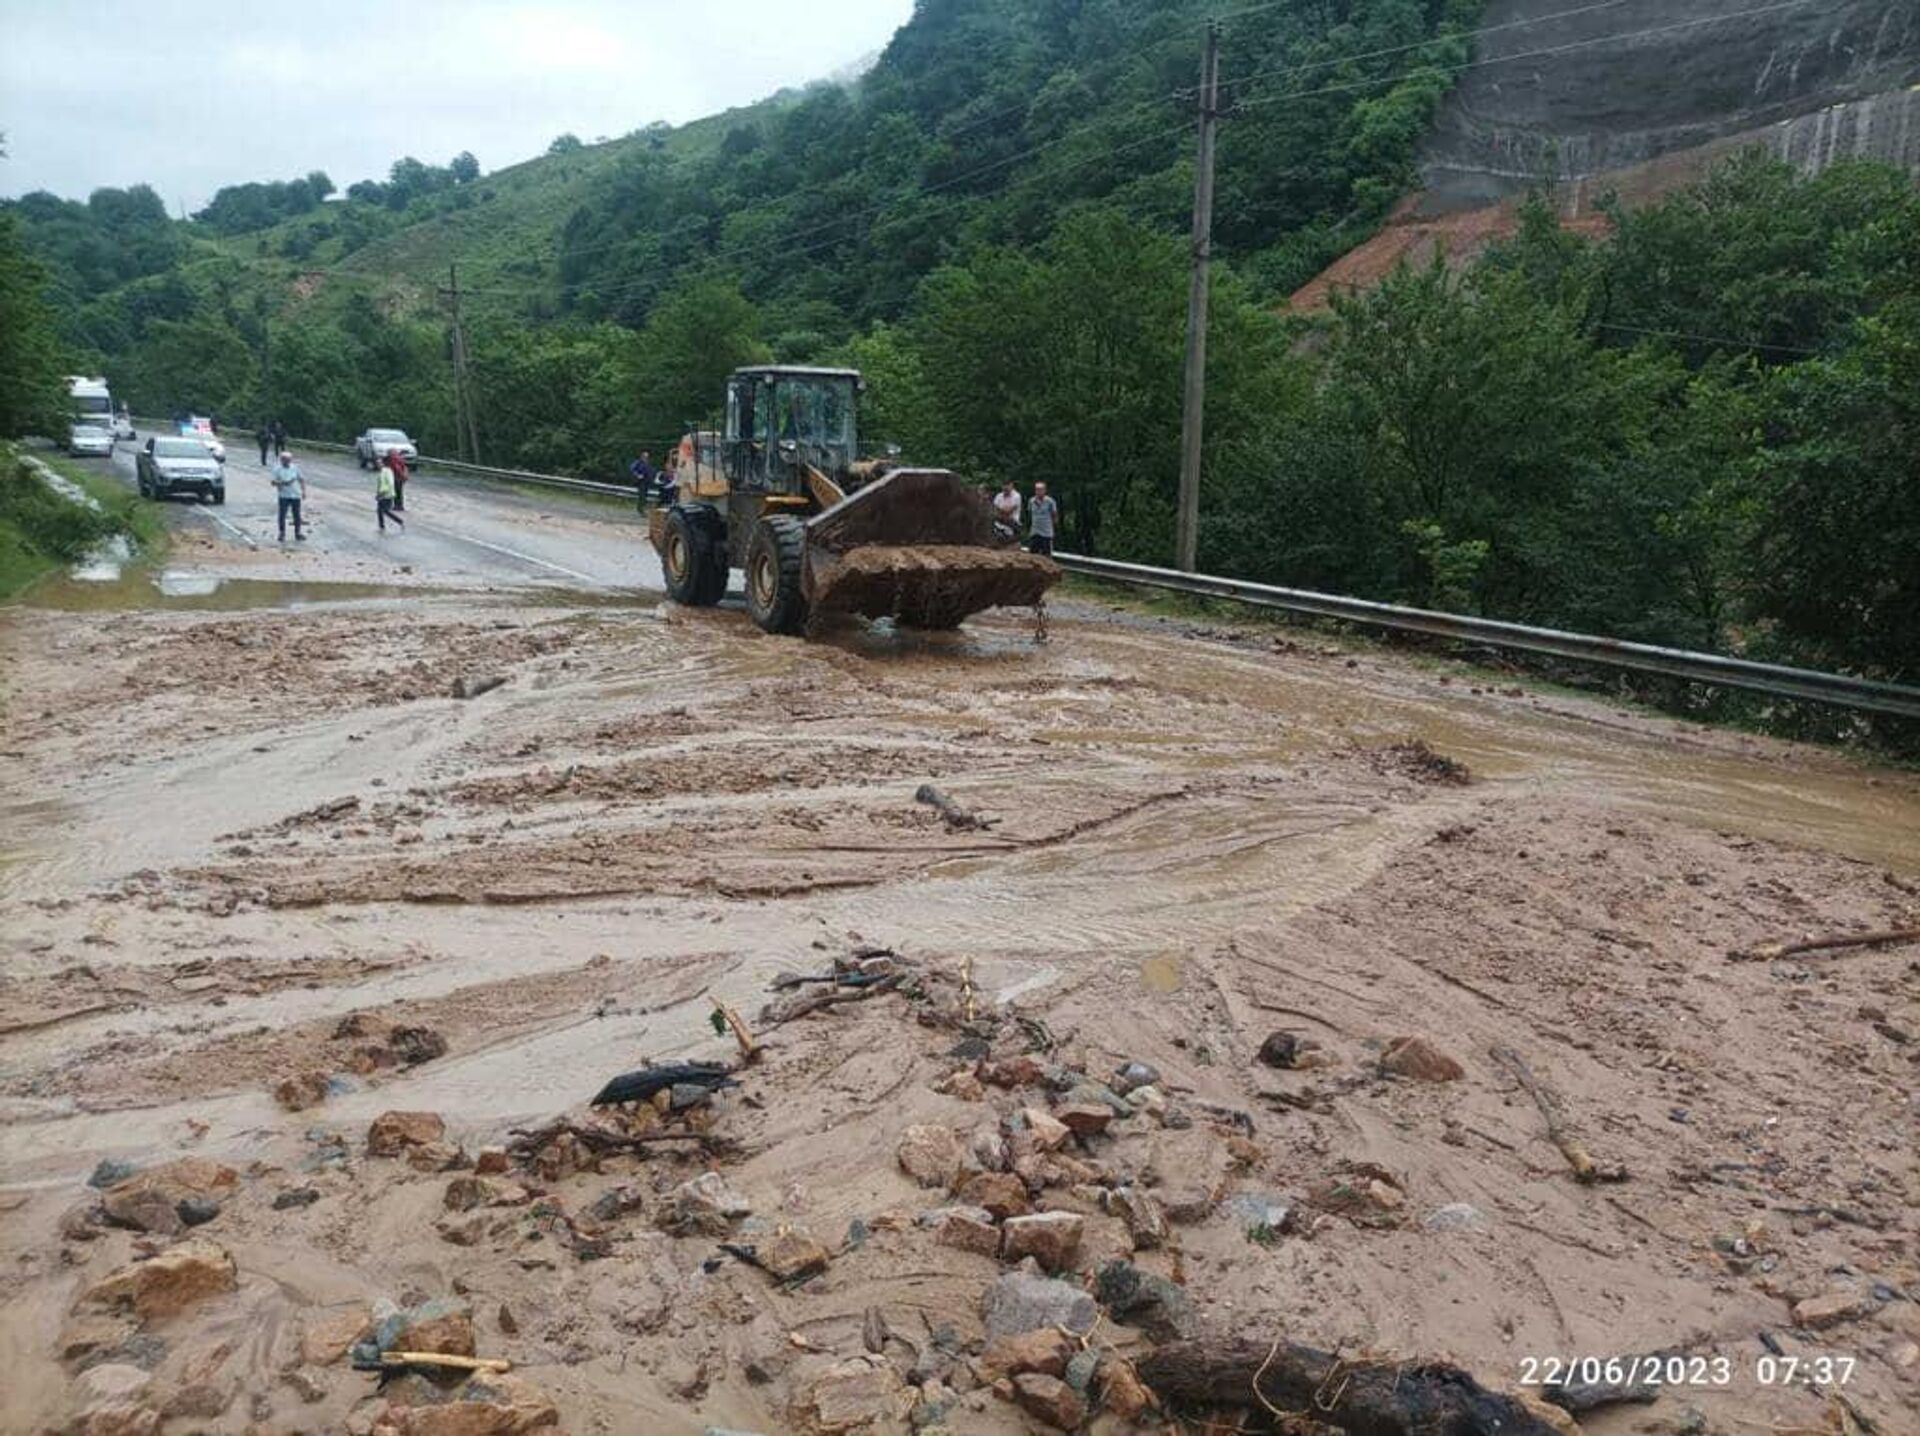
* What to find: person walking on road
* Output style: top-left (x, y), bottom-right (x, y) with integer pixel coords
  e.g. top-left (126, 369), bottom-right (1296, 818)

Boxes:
top-left (270, 449), bottom-right (307, 542)
top-left (255, 422), bottom-right (271, 466)
top-left (992, 480), bottom-right (1022, 540)
top-left (1026, 481), bottom-right (1058, 556)
top-left (270, 418), bottom-right (287, 454)
top-left (382, 446), bottom-right (409, 512)
top-left (376, 459), bottom-right (405, 534)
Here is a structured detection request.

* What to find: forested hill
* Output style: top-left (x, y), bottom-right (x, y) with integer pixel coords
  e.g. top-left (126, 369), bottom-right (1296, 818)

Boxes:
top-left (3, 0), bottom-right (1917, 720)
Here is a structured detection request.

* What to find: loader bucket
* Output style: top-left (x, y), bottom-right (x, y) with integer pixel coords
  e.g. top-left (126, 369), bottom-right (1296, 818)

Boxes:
top-left (803, 468), bottom-right (1060, 628)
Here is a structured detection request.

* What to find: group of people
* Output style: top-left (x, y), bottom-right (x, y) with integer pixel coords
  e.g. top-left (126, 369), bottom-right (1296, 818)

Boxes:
top-left (992, 479), bottom-right (1059, 555)
top-left (256, 431), bottom-right (411, 543)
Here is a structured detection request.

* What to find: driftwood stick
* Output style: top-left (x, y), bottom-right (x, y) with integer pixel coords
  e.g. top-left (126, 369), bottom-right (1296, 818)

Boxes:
top-left (1490, 1045), bottom-right (1628, 1185)
top-left (713, 999), bottom-right (761, 1063)
top-left (1729, 926), bottom-right (1920, 963)
top-left (1136, 1337), bottom-right (1567, 1436)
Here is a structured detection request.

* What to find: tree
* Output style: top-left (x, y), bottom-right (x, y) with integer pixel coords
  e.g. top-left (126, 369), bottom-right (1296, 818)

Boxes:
top-left (306, 170), bottom-right (336, 202)
top-left (1745, 298), bottom-right (1920, 679)
top-left (547, 133), bottom-right (584, 156)
top-left (0, 211), bottom-right (68, 437)
top-left (449, 151), bottom-right (480, 184)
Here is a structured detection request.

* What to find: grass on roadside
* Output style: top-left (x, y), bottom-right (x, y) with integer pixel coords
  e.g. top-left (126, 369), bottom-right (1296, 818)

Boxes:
top-left (0, 442), bottom-right (165, 601)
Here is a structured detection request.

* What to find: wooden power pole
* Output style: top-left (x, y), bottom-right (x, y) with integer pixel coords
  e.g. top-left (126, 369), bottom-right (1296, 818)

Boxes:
top-left (444, 263), bottom-right (481, 463)
top-left (1175, 20), bottom-right (1221, 574)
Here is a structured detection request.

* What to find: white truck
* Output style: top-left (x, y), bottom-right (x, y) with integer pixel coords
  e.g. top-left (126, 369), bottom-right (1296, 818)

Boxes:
top-left (66, 377), bottom-right (114, 450)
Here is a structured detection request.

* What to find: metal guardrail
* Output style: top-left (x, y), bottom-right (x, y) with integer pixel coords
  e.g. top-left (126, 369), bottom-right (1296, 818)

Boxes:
top-left (1054, 553), bottom-right (1920, 720)
top-left (134, 421), bottom-right (634, 498)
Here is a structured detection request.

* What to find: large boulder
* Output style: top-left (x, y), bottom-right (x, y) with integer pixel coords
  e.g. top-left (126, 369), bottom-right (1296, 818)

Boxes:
top-left (1379, 1036), bottom-right (1465, 1082)
top-left (1012, 1372), bottom-right (1087, 1430)
top-left (370, 1298), bottom-right (475, 1359)
top-left (375, 1372), bottom-right (558, 1435)
top-left (981, 1269), bottom-right (1097, 1340)
top-left (790, 1357), bottom-right (913, 1434)
top-left (895, 1125), bottom-right (965, 1189)
top-left (1000, 1212), bottom-right (1083, 1273)
top-left (978, 1328), bottom-right (1075, 1380)
top-left (79, 1239), bottom-right (237, 1321)
top-left (367, 1110), bottom-right (447, 1156)
top-left (657, 1171), bottom-right (752, 1237)
top-left (101, 1159), bottom-right (237, 1234)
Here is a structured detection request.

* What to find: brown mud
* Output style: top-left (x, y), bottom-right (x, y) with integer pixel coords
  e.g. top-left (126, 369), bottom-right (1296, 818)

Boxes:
top-left (2, 582), bottom-right (1917, 1435)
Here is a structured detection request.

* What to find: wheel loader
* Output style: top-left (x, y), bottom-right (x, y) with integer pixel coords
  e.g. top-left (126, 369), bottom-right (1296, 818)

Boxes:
top-left (647, 365), bottom-right (1059, 635)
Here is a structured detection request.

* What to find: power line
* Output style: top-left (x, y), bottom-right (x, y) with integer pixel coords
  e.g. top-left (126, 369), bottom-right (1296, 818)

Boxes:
top-left (1230, 0), bottom-right (1820, 114)
top-left (1215, 0), bottom-right (1635, 96)
top-left (1591, 321), bottom-right (1824, 356)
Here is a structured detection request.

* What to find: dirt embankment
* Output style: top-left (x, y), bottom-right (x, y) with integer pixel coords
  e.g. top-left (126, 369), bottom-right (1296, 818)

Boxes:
top-left (1, 589), bottom-right (1916, 1436)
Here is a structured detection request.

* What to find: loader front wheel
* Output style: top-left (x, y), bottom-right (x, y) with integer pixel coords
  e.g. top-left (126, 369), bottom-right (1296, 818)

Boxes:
top-left (663, 505), bottom-right (726, 607)
top-left (745, 515), bottom-right (808, 635)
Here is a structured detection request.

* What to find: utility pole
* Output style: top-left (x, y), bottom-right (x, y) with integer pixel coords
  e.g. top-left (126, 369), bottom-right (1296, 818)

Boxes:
top-left (443, 263), bottom-right (481, 463)
top-left (1175, 19), bottom-right (1221, 574)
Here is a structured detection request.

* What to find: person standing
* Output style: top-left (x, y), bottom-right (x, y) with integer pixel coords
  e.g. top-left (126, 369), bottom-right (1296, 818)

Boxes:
top-left (992, 480), bottom-right (1021, 537)
top-left (382, 446), bottom-right (409, 511)
top-left (270, 449), bottom-right (307, 542)
top-left (376, 459), bottom-right (405, 533)
top-left (629, 450), bottom-right (658, 494)
top-left (255, 422), bottom-right (271, 465)
top-left (270, 418), bottom-right (288, 454)
top-left (1026, 480), bottom-right (1058, 556)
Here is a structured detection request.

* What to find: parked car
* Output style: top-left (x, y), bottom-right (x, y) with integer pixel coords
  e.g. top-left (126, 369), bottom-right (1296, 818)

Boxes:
top-left (355, 427), bottom-right (418, 469)
top-left (112, 411), bottom-right (136, 441)
top-left (67, 423), bottom-right (115, 457)
top-left (138, 435), bottom-right (225, 504)
top-left (182, 415), bottom-right (225, 464)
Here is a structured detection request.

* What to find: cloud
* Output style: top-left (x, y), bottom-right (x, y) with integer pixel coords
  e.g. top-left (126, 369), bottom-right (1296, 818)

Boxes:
top-left (0, 0), bottom-right (912, 210)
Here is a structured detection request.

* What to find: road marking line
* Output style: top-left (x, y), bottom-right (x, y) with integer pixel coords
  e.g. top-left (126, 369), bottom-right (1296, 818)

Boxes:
top-left (198, 506), bottom-right (259, 550)
top-left (415, 525), bottom-right (605, 585)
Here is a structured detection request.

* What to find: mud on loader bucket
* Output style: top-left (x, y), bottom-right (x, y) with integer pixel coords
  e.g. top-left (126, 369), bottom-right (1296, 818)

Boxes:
top-left (802, 468), bottom-right (1059, 629)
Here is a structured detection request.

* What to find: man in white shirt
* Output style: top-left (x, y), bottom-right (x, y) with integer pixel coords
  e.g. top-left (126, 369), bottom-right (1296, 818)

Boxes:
top-left (270, 450), bottom-right (307, 542)
top-left (992, 480), bottom-right (1021, 537)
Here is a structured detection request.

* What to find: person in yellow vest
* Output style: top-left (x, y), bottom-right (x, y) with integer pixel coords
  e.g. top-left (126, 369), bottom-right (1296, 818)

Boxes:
top-left (376, 460), bottom-right (405, 534)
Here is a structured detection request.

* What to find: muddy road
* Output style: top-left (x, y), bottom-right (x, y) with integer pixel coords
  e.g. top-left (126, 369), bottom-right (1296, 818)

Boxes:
top-left (1, 491), bottom-right (1916, 1435)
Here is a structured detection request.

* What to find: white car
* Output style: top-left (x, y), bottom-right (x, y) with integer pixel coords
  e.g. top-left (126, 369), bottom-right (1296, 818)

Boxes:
top-left (183, 415), bottom-right (225, 464)
top-left (68, 424), bottom-right (115, 457)
top-left (112, 413), bottom-right (136, 441)
top-left (356, 427), bottom-right (418, 469)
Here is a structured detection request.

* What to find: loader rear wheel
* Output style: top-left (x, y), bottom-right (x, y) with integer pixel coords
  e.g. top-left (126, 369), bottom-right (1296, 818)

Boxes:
top-left (663, 505), bottom-right (726, 607)
top-left (746, 516), bottom-right (808, 635)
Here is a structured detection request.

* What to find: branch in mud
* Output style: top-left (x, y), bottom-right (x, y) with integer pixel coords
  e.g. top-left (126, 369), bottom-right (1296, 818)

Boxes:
top-left (759, 972), bottom-right (902, 1027)
top-left (1491, 1044), bottom-right (1628, 1185)
top-left (504, 1120), bottom-right (733, 1160)
top-left (1728, 925), bottom-right (1920, 963)
top-left (1135, 1337), bottom-right (1570, 1436)
top-left (914, 783), bottom-right (991, 831)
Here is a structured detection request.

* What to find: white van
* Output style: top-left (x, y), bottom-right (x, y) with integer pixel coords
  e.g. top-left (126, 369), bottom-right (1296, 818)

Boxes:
top-left (67, 377), bottom-right (114, 445)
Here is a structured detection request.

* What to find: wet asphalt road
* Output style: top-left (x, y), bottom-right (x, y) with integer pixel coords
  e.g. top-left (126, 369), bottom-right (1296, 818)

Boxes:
top-left (100, 436), bottom-right (666, 592)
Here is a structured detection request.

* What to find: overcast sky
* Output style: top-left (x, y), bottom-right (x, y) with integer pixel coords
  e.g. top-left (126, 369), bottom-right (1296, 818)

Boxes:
top-left (0, 0), bottom-right (915, 212)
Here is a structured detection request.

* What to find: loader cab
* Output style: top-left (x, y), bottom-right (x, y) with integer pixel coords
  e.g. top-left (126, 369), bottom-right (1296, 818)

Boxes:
top-left (723, 366), bottom-right (861, 496)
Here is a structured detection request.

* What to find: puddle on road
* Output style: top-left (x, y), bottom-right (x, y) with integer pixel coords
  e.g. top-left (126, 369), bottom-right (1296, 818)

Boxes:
top-left (19, 570), bottom-right (434, 613)
top-left (15, 570), bottom-right (662, 615)
top-left (1139, 954), bottom-right (1183, 993)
